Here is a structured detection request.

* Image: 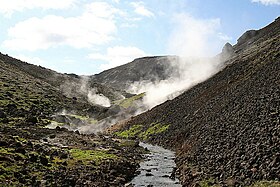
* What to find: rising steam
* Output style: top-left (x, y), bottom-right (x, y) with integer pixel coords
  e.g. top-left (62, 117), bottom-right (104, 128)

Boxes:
top-left (128, 14), bottom-right (231, 109)
top-left (55, 13), bottom-right (232, 133)
top-left (129, 57), bottom-right (224, 109)
top-left (60, 76), bottom-right (111, 107)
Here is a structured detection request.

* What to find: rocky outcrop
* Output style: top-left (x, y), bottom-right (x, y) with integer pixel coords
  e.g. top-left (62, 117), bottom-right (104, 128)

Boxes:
top-left (237, 30), bottom-right (259, 45)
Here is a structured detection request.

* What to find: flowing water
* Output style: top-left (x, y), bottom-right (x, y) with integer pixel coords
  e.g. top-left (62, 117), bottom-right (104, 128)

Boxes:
top-left (129, 142), bottom-right (182, 187)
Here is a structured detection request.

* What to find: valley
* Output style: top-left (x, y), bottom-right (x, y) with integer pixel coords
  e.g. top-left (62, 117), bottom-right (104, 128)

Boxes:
top-left (0, 16), bottom-right (279, 187)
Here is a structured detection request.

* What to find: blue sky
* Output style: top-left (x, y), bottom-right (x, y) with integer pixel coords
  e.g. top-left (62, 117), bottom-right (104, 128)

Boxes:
top-left (0, 0), bottom-right (279, 75)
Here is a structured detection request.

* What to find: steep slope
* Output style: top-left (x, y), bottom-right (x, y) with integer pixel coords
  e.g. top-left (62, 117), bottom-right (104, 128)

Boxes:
top-left (0, 58), bottom-right (85, 120)
top-left (112, 17), bottom-right (280, 186)
top-left (0, 53), bottom-right (130, 102)
top-left (91, 56), bottom-right (179, 90)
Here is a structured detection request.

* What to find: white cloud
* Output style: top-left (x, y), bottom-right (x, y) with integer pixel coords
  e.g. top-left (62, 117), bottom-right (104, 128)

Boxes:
top-left (0, 0), bottom-right (76, 16)
top-left (88, 46), bottom-right (148, 70)
top-left (3, 2), bottom-right (121, 51)
top-left (251, 0), bottom-right (280, 5)
top-left (15, 54), bottom-right (46, 66)
top-left (112, 0), bottom-right (120, 3)
top-left (168, 13), bottom-right (228, 57)
top-left (218, 32), bottom-right (233, 42)
top-left (130, 1), bottom-right (155, 17)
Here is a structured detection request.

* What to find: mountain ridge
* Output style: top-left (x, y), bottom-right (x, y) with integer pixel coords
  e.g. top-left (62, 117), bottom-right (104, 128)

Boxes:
top-left (91, 55), bottom-right (179, 90)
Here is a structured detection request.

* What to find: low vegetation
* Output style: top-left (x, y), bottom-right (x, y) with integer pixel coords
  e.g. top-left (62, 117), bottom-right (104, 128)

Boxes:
top-left (250, 181), bottom-right (280, 187)
top-left (114, 122), bottom-right (170, 140)
top-left (114, 93), bottom-right (145, 109)
top-left (139, 123), bottom-right (170, 140)
top-left (69, 148), bottom-right (117, 165)
top-left (114, 125), bottom-right (143, 138)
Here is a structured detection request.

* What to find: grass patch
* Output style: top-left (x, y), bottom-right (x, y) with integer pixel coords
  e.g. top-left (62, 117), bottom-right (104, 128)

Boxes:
top-left (250, 181), bottom-right (280, 187)
top-left (13, 136), bottom-right (27, 143)
top-left (114, 93), bottom-right (145, 109)
top-left (0, 164), bottom-right (21, 180)
top-left (199, 178), bottom-right (217, 187)
top-left (68, 114), bottom-right (89, 120)
top-left (0, 147), bottom-right (14, 154)
top-left (114, 125), bottom-right (143, 138)
top-left (119, 140), bottom-right (138, 147)
top-left (69, 149), bottom-right (117, 165)
top-left (139, 123), bottom-right (170, 140)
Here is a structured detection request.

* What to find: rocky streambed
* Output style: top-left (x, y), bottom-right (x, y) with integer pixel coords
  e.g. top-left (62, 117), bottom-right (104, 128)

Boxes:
top-left (128, 142), bottom-right (181, 187)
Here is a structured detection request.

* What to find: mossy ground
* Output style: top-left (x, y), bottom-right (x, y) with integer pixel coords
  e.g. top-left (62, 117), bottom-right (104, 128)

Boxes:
top-left (114, 93), bottom-right (145, 109)
top-left (250, 181), bottom-right (280, 187)
top-left (114, 122), bottom-right (170, 140)
top-left (139, 123), bottom-right (170, 140)
top-left (69, 148), bottom-right (117, 165)
top-left (114, 125), bottom-right (143, 138)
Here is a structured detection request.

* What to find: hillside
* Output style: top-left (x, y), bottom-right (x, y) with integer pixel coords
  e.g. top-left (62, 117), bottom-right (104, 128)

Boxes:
top-left (0, 52), bottom-right (150, 186)
top-left (0, 53), bottom-right (131, 103)
top-left (91, 56), bottom-right (179, 90)
top-left (112, 17), bottom-right (280, 186)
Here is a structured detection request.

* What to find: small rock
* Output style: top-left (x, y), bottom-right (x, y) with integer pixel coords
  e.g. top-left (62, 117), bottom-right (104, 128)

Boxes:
top-left (0, 141), bottom-right (8, 146)
top-left (40, 155), bottom-right (48, 166)
top-left (49, 134), bottom-right (56, 139)
top-left (226, 178), bottom-right (237, 186)
top-left (26, 116), bottom-right (38, 124)
top-left (145, 173), bottom-right (153, 176)
top-left (251, 167), bottom-right (257, 173)
top-left (15, 147), bottom-right (26, 155)
top-left (60, 152), bottom-right (68, 159)
top-left (29, 153), bottom-right (38, 162)
top-left (113, 177), bottom-right (126, 184)
top-left (0, 109), bottom-right (6, 118)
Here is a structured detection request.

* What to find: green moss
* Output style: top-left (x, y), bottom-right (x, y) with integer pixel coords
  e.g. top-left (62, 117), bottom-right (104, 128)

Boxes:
top-left (68, 114), bottom-right (89, 120)
top-left (0, 99), bottom-right (12, 106)
top-left (0, 147), bottom-right (14, 154)
top-left (199, 178), bottom-right (217, 187)
top-left (115, 125), bottom-right (143, 138)
top-left (139, 123), bottom-right (170, 140)
top-left (13, 135), bottom-right (27, 143)
top-left (0, 147), bottom-right (26, 159)
top-left (69, 149), bottom-right (117, 165)
top-left (88, 119), bottom-right (98, 124)
top-left (114, 93), bottom-right (145, 109)
top-left (115, 123), bottom-right (170, 140)
top-left (119, 140), bottom-right (138, 147)
top-left (250, 181), bottom-right (280, 187)
top-left (50, 120), bottom-right (65, 126)
top-left (0, 164), bottom-right (20, 177)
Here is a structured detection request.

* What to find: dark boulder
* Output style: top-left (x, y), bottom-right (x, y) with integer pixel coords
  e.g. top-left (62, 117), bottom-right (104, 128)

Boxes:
top-left (40, 155), bottom-right (48, 166)
top-left (0, 109), bottom-right (6, 118)
top-left (26, 116), bottom-right (38, 124)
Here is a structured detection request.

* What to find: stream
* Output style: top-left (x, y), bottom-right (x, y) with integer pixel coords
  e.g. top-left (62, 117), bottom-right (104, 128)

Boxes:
top-left (128, 142), bottom-right (182, 187)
